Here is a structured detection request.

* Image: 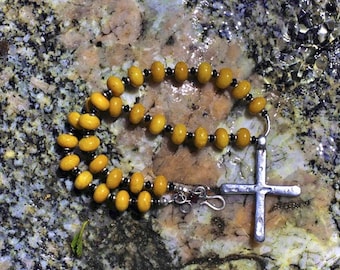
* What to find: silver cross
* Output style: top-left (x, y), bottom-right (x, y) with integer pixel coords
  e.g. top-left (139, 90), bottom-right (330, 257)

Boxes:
top-left (220, 120), bottom-right (301, 242)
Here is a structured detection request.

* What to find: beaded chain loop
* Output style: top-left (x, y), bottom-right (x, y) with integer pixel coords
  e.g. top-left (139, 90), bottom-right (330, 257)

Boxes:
top-left (57, 61), bottom-right (269, 214)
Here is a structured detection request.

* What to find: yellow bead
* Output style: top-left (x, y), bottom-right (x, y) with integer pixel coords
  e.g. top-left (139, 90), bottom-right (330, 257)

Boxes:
top-left (129, 103), bottom-right (145, 124)
top-left (106, 168), bottom-right (123, 189)
top-left (151, 61), bottom-right (165, 83)
top-left (194, 126), bottom-right (208, 149)
top-left (115, 190), bottom-right (130, 212)
top-left (93, 183), bottom-right (109, 204)
top-left (248, 97), bottom-right (267, 115)
top-left (78, 113), bottom-right (100, 130)
top-left (79, 136), bottom-right (100, 152)
top-left (107, 76), bottom-right (125, 97)
top-left (236, 128), bottom-right (250, 148)
top-left (197, 62), bottom-right (212, 84)
top-left (174, 61), bottom-right (188, 83)
top-left (74, 171), bottom-right (93, 190)
top-left (67, 111), bottom-right (81, 129)
top-left (89, 154), bottom-right (108, 174)
top-left (214, 128), bottom-right (229, 150)
top-left (90, 92), bottom-right (110, 111)
top-left (149, 114), bottom-right (166, 135)
top-left (57, 134), bottom-right (78, 148)
top-left (109, 97), bottom-right (123, 118)
top-left (232, 80), bottom-right (251, 99)
top-left (128, 66), bottom-right (144, 87)
top-left (171, 124), bottom-right (187, 145)
top-left (215, 68), bottom-right (233, 89)
top-left (130, 172), bottom-right (144, 194)
top-left (153, 175), bottom-right (168, 197)
top-left (59, 154), bottom-right (80, 171)
top-left (137, 191), bottom-right (152, 213)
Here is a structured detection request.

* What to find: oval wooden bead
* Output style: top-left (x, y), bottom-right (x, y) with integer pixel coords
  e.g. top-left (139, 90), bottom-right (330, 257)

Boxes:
top-left (57, 134), bottom-right (78, 148)
top-left (151, 61), bottom-right (165, 83)
top-left (248, 97), bottom-right (267, 114)
top-left (107, 76), bottom-right (125, 97)
top-left (197, 62), bottom-right (212, 84)
top-left (67, 111), bottom-right (81, 129)
top-left (215, 68), bottom-right (233, 89)
top-left (78, 113), bottom-right (100, 130)
top-left (90, 92), bottom-right (110, 111)
top-left (93, 183), bottom-right (110, 204)
top-left (109, 97), bottom-right (123, 118)
top-left (106, 168), bottom-right (123, 189)
top-left (137, 191), bottom-right (152, 213)
top-left (128, 66), bottom-right (144, 87)
top-left (130, 172), bottom-right (144, 194)
top-left (171, 124), bottom-right (187, 145)
top-left (89, 154), bottom-right (108, 174)
top-left (115, 190), bottom-right (130, 212)
top-left (236, 128), bottom-right (250, 148)
top-left (232, 80), bottom-right (251, 99)
top-left (153, 175), bottom-right (168, 197)
top-left (79, 136), bottom-right (100, 152)
top-left (194, 126), bottom-right (208, 149)
top-left (59, 154), bottom-right (80, 171)
top-left (149, 114), bottom-right (166, 135)
top-left (129, 103), bottom-right (145, 124)
top-left (214, 128), bottom-right (229, 149)
top-left (74, 171), bottom-right (93, 190)
top-left (174, 61), bottom-right (188, 83)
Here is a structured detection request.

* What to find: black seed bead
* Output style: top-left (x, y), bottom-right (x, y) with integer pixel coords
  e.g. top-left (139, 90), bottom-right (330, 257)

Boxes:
top-left (88, 183), bottom-right (96, 194)
top-left (102, 167), bottom-right (109, 176)
top-left (144, 114), bottom-right (152, 122)
top-left (165, 124), bottom-right (173, 132)
top-left (143, 69), bottom-right (151, 77)
top-left (88, 152), bottom-right (97, 160)
top-left (190, 67), bottom-right (197, 75)
top-left (71, 167), bottom-right (81, 177)
top-left (186, 132), bottom-right (194, 139)
top-left (212, 69), bottom-right (218, 77)
top-left (108, 193), bottom-right (116, 201)
top-left (122, 77), bottom-right (130, 85)
top-left (122, 177), bottom-right (130, 186)
top-left (144, 181), bottom-right (152, 189)
top-left (166, 67), bottom-right (174, 75)
top-left (251, 136), bottom-right (257, 144)
top-left (130, 198), bottom-right (137, 205)
top-left (123, 105), bottom-right (130, 112)
top-left (168, 182), bottom-right (175, 191)
top-left (208, 135), bottom-right (216, 142)
top-left (153, 198), bottom-right (161, 206)
top-left (62, 148), bottom-right (73, 156)
top-left (102, 89), bottom-right (113, 99)
top-left (231, 78), bottom-right (238, 87)
top-left (245, 93), bottom-right (253, 101)
top-left (261, 110), bottom-right (268, 117)
top-left (229, 133), bottom-right (236, 142)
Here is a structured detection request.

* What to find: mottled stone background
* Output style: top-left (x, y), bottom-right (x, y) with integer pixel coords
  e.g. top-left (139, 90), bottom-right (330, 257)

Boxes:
top-left (0, 0), bottom-right (339, 269)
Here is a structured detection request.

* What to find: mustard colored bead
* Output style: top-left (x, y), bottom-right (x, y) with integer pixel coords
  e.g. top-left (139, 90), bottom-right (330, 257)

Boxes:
top-left (59, 154), bottom-right (80, 171)
top-left (215, 68), bottom-right (233, 89)
top-left (236, 128), bottom-right (251, 148)
top-left (151, 61), bottom-right (165, 83)
top-left (115, 190), bottom-right (130, 212)
top-left (57, 134), bottom-right (78, 148)
top-left (93, 183), bottom-right (109, 204)
top-left (174, 61), bottom-right (188, 83)
top-left (171, 124), bottom-right (187, 145)
top-left (67, 111), bottom-right (81, 129)
top-left (214, 128), bottom-right (229, 150)
top-left (78, 113), bottom-right (100, 130)
top-left (89, 154), bottom-right (108, 174)
top-left (194, 126), bottom-right (208, 149)
top-left (248, 97), bottom-right (267, 115)
top-left (90, 92), bottom-right (110, 111)
top-left (79, 136), bottom-right (100, 152)
top-left (129, 103), bottom-right (145, 124)
top-left (106, 168), bottom-right (123, 189)
top-left (197, 62), bottom-right (212, 84)
top-left (128, 66), bottom-right (144, 87)
top-left (130, 172), bottom-right (144, 194)
top-left (137, 191), bottom-right (152, 213)
top-left (74, 171), bottom-right (93, 190)
top-left (107, 76), bottom-right (125, 97)
top-left (149, 114), bottom-right (166, 135)
top-left (153, 175), bottom-right (168, 197)
top-left (232, 80), bottom-right (251, 99)
top-left (109, 97), bottom-right (123, 118)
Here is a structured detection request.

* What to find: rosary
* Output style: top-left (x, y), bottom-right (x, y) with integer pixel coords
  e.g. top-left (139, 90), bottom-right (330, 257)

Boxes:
top-left (57, 61), bottom-right (301, 242)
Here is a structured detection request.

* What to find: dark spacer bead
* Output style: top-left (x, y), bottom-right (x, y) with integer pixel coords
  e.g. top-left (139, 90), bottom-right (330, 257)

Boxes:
top-left (153, 198), bottom-right (161, 206)
top-left (208, 135), bottom-right (216, 142)
top-left (261, 110), bottom-right (268, 117)
top-left (102, 89), bottom-right (113, 99)
top-left (108, 193), bottom-right (115, 201)
top-left (231, 78), bottom-right (238, 87)
top-left (130, 197), bottom-right (137, 205)
top-left (88, 183), bottom-right (97, 194)
top-left (122, 77), bottom-right (130, 85)
top-left (144, 114), bottom-right (152, 122)
top-left (122, 177), bottom-right (130, 186)
top-left (165, 124), bottom-right (173, 132)
top-left (251, 136), bottom-right (257, 144)
top-left (144, 181), bottom-right (152, 189)
top-left (190, 67), bottom-right (197, 75)
top-left (186, 132), bottom-right (194, 139)
top-left (229, 133), bottom-right (236, 142)
top-left (245, 93), bottom-right (253, 101)
top-left (212, 69), bottom-right (218, 77)
top-left (166, 67), bottom-right (174, 76)
top-left (123, 105), bottom-right (130, 112)
top-left (168, 182), bottom-right (175, 191)
top-left (71, 167), bottom-right (81, 177)
top-left (143, 69), bottom-right (151, 77)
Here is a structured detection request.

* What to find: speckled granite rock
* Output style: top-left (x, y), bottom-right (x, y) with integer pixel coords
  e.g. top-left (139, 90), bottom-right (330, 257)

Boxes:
top-left (0, 0), bottom-right (339, 269)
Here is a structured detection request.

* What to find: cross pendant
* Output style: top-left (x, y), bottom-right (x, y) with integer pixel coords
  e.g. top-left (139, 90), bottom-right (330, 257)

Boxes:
top-left (220, 135), bottom-right (301, 242)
